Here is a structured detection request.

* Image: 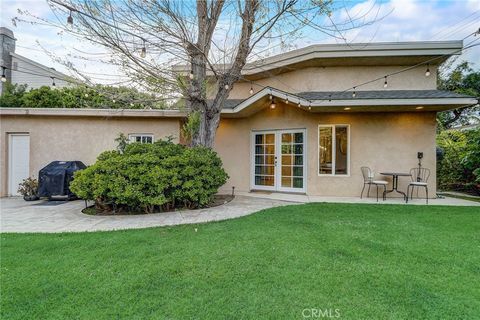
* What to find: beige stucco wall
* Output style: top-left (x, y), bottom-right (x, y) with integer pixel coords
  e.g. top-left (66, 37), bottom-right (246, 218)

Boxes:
top-left (1, 107), bottom-right (437, 198)
top-left (215, 103), bottom-right (437, 198)
top-left (223, 65), bottom-right (437, 99)
top-left (0, 115), bottom-right (181, 196)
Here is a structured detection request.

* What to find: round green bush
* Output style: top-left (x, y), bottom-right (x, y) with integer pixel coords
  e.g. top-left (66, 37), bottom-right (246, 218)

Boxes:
top-left (70, 140), bottom-right (229, 213)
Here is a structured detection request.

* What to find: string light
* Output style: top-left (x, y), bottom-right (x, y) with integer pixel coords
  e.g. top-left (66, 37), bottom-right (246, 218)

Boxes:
top-left (67, 10), bottom-right (73, 25)
top-left (285, 95), bottom-right (289, 104)
top-left (224, 84), bottom-right (229, 90)
top-left (425, 64), bottom-right (431, 77)
top-left (189, 71), bottom-right (194, 80)
top-left (51, 77), bottom-right (56, 87)
top-left (383, 76), bottom-right (388, 88)
top-left (1, 66), bottom-right (6, 82)
top-left (298, 102), bottom-right (301, 108)
top-left (269, 90), bottom-right (273, 100)
top-left (270, 97), bottom-right (276, 109)
top-left (328, 94), bottom-right (332, 102)
top-left (249, 82), bottom-right (253, 95)
top-left (47, 0), bottom-right (480, 109)
top-left (352, 87), bottom-right (356, 98)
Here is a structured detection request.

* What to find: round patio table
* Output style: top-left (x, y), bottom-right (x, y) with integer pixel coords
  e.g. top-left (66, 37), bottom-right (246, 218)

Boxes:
top-left (380, 172), bottom-right (411, 200)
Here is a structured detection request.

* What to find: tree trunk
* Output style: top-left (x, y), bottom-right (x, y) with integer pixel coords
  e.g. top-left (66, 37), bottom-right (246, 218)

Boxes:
top-left (189, 0), bottom-right (257, 148)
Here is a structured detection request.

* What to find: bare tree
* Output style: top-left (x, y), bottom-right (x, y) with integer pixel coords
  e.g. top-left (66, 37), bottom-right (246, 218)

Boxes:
top-left (15, 0), bottom-right (381, 147)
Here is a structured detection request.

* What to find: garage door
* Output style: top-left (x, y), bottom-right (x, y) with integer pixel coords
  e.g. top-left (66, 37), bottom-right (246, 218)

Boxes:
top-left (8, 134), bottom-right (30, 196)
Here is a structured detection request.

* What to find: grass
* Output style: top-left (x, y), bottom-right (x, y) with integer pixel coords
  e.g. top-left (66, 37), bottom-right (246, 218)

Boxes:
top-left (1, 203), bottom-right (480, 319)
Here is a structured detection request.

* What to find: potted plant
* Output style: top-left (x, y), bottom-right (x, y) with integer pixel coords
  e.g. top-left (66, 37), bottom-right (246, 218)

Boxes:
top-left (18, 177), bottom-right (39, 201)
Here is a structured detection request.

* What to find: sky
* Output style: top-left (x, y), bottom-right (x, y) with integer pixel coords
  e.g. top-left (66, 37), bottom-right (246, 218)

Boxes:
top-left (1, 0), bottom-right (479, 86)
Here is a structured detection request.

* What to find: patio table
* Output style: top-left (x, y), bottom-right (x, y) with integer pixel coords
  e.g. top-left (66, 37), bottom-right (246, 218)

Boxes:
top-left (380, 172), bottom-right (411, 200)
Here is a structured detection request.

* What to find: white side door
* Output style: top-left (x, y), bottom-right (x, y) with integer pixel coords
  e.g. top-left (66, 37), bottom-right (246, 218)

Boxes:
top-left (8, 134), bottom-right (30, 196)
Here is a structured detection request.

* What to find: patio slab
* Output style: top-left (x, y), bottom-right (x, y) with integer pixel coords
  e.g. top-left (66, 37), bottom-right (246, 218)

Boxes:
top-left (0, 196), bottom-right (293, 233)
top-left (1, 193), bottom-right (478, 233)
top-left (237, 191), bottom-right (480, 206)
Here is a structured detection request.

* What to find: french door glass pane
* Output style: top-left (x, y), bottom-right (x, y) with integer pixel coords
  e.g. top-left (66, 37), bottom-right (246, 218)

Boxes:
top-left (294, 155), bottom-right (303, 165)
top-left (293, 166), bottom-right (303, 177)
top-left (294, 133), bottom-right (303, 143)
top-left (281, 166), bottom-right (292, 176)
top-left (280, 132), bottom-right (303, 189)
top-left (281, 177), bottom-right (292, 187)
top-left (265, 134), bottom-right (275, 144)
top-left (293, 177), bottom-right (303, 188)
top-left (282, 155), bottom-right (292, 165)
top-left (254, 133), bottom-right (275, 187)
top-left (265, 144), bottom-right (275, 154)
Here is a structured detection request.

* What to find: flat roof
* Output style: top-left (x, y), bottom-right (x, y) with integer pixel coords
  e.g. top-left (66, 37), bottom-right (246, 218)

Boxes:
top-left (0, 108), bottom-right (187, 118)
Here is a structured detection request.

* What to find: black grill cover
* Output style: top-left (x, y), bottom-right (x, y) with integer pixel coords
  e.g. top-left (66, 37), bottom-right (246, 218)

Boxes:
top-left (38, 161), bottom-right (86, 198)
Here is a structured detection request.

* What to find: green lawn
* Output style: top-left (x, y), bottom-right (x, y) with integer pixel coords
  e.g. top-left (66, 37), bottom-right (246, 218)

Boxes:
top-left (1, 203), bottom-right (479, 319)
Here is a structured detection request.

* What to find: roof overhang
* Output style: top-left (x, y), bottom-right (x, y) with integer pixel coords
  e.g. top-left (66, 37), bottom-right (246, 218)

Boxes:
top-left (174, 41), bottom-right (464, 79)
top-left (0, 107), bottom-right (187, 118)
top-left (220, 88), bottom-right (478, 118)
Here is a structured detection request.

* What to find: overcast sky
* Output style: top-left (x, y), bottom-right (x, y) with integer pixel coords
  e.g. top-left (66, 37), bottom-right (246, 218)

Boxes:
top-left (1, 0), bottom-right (479, 86)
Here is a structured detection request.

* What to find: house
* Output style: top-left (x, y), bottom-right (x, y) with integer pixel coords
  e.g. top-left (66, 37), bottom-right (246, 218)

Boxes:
top-left (1, 27), bottom-right (71, 94)
top-left (0, 41), bottom-right (477, 197)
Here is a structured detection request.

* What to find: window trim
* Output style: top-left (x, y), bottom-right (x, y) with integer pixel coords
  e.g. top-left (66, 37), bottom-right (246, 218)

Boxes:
top-left (128, 133), bottom-right (155, 144)
top-left (318, 124), bottom-right (350, 177)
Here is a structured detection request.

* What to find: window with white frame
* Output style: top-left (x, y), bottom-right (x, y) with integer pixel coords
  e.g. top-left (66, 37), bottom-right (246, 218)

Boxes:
top-left (318, 125), bottom-right (349, 175)
top-left (128, 134), bottom-right (154, 144)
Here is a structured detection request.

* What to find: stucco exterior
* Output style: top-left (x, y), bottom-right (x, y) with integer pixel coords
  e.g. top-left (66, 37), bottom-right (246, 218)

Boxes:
top-left (222, 65), bottom-right (438, 100)
top-left (215, 102), bottom-right (437, 197)
top-left (0, 115), bottom-right (181, 196)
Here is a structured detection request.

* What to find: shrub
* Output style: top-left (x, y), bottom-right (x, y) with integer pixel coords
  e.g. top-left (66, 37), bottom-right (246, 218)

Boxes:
top-left (437, 128), bottom-right (480, 194)
top-left (70, 140), bottom-right (229, 213)
top-left (17, 177), bottom-right (39, 197)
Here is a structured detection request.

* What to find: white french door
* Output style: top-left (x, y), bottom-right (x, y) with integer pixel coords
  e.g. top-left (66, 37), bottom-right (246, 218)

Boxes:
top-left (251, 129), bottom-right (306, 193)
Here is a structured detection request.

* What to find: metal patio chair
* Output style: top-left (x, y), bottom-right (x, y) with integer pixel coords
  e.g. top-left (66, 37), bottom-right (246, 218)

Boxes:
top-left (406, 168), bottom-right (430, 204)
top-left (360, 167), bottom-right (388, 202)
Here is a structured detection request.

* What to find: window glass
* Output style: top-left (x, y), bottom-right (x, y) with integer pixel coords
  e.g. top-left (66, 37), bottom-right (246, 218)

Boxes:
top-left (335, 126), bottom-right (348, 175)
top-left (319, 127), bottom-right (333, 174)
top-left (129, 134), bottom-right (154, 144)
top-left (319, 126), bottom-right (349, 175)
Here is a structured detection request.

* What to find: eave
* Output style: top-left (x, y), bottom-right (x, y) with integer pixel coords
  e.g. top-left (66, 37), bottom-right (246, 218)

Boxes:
top-left (220, 87), bottom-right (478, 118)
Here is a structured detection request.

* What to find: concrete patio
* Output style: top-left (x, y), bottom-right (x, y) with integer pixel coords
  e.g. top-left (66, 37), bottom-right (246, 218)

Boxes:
top-left (0, 193), bottom-right (478, 233)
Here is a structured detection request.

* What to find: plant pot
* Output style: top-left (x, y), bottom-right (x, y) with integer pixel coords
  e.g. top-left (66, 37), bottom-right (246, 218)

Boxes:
top-left (23, 195), bottom-right (39, 201)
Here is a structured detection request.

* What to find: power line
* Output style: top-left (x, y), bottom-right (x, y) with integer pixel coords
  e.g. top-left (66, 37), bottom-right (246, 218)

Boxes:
top-left (431, 10), bottom-right (480, 40)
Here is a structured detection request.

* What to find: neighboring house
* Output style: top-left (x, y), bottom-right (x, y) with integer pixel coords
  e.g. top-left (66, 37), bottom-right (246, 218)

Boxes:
top-left (0, 41), bottom-right (477, 197)
top-left (0, 27), bottom-right (70, 94)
